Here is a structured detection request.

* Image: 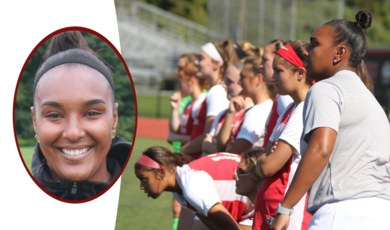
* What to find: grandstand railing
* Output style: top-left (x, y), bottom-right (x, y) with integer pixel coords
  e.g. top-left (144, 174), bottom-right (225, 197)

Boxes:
top-left (129, 1), bottom-right (225, 46)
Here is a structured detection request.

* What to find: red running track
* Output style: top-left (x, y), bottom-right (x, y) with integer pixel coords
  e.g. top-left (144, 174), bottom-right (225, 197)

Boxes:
top-left (137, 117), bottom-right (169, 140)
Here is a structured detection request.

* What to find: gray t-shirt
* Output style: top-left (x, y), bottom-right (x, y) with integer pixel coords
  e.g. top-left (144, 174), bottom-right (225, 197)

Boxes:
top-left (301, 70), bottom-right (390, 214)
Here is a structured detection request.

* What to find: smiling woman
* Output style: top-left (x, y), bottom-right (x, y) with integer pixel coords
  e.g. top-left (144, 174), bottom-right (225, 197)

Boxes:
top-left (15, 29), bottom-right (134, 202)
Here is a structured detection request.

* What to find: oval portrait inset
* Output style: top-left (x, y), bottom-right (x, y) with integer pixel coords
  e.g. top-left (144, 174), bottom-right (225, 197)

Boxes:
top-left (14, 27), bottom-right (136, 203)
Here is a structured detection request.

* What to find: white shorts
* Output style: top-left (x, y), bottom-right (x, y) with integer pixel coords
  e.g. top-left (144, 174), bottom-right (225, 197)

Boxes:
top-left (308, 197), bottom-right (390, 230)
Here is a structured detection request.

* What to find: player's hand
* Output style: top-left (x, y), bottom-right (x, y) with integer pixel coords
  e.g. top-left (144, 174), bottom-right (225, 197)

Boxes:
top-left (167, 133), bottom-right (176, 144)
top-left (270, 141), bottom-right (279, 154)
top-left (170, 91), bottom-right (182, 109)
top-left (228, 96), bottom-right (245, 114)
top-left (204, 133), bottom-right (212, 143)
top-left (270, 214), bottom-right (289, 230)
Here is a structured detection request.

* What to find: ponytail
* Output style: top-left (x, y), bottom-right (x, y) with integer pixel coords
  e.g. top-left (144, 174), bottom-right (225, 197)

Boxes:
top-left (178, 63), bottom-right (209, 91)
top-left (135, 146), bottom-right (190, 174)
top-left (34, 31), bottom-right (114, 103)
top-left (356, 60), bottom-right (374, 94)
top-left (43, 31), bottom-right (97, 60)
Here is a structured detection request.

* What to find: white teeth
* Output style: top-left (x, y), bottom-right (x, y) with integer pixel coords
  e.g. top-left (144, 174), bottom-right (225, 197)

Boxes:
top-left (61, 147), bottom-right (90, 156)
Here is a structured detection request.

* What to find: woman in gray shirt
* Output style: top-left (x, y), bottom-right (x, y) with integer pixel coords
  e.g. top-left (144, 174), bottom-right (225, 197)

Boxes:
top-left (271, 10), bottom-right (390, 230)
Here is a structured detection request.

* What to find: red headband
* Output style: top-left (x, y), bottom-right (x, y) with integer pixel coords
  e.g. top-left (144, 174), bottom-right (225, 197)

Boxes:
top-left (136, 155), bottom-right (168, 169)
top-left (276, 44), bottom-right (306, 71)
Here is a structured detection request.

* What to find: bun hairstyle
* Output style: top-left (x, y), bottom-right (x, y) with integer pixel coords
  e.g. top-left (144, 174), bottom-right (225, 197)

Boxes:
top-left (135, 146), bottom-right (190, 174)
top-left (276, 40), bottom-right (314, 86)
top-left (269, 39), bottom-right (292, 53)
top-left (325, 10), bottom-right (374, 93)
top-left (178, 63), bottom-right (209, 90)
top-left (242, 56), bottom-right (277, 99)
top-left (241, 148), bottom-right (264, 189)
top-left (179, 53), bottom-right (198, 64)
top-left (236, 42), bottom-right (264, 58)
top-left (34, 31), bottom-right (115, 104)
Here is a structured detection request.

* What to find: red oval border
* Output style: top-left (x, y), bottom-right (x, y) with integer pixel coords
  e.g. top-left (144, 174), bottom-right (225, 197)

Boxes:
top-left (13, 26), bottom-right (138, 204)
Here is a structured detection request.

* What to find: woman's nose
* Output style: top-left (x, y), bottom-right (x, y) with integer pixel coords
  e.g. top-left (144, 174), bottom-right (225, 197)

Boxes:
top-left (62, 115), bottom-right (85, 141)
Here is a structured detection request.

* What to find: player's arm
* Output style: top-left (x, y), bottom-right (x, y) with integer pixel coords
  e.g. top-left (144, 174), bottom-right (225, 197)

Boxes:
top-left (202, 134), bottom-right (218, 154)
top-left (195, 203), bottom-right (241, 230)
top-left (271, 127), bottom-right (337, 230)
top-left (169, 91), bottom-right (182, 133)
top-left (257, 139), bottom-right (294, 178)
top-left (226, 139), bottom-right (252, 155)
top-left (167, 133), bottom-right (191, 144)
top-left (216, 96), bottom-right (244, 152)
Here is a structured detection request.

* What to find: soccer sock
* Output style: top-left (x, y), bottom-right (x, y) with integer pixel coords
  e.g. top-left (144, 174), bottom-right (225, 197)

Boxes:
top-left (172, 217), bottom-right (179, 230)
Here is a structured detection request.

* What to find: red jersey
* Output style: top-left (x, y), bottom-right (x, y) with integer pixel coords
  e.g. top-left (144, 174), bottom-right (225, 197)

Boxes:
top-left (188, 98), bottom-right (207, 159)
top-left (263, 95), bottom-right (280, 147)
top-left (173, 153), bottom-right (254, 225)
top-left (211, 109), bottom-right (246, 144)
top-left (179, 101), bottom-right (195, 135)
top-left (263, 95), bottom-right (293, 147)
top-left (230, 110), bottom-right (247, 144)
top-left (253, 104), bottom-right (311, 230)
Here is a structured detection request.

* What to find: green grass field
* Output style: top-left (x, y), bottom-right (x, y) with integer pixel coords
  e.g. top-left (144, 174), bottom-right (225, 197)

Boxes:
top-left (19, 137), bottom-right (175, 230)
top-left (115, 136), bottom-right (174, 230)
top-left (137, 94), bottom-right (171, 118)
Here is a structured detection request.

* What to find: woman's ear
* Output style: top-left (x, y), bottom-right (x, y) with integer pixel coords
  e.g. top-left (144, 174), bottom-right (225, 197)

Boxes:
top-left (334, 44), bottom-right (347, 64)
top-left (156, 168), bottom-right (166, 180)
top-left (254, 72), bottom-right (262, 86)
top-left (212, 60), bottom-right (222, 71)
top-left (31, 106), bottom-right (37, 133)
top-left (297, 68), bottom-right (306, 81)
top-left (112, 103), bottom-right (118, 130)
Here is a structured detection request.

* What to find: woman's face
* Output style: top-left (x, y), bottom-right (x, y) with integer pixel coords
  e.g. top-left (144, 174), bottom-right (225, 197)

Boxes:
top-left (32, 64), bottom-right (118, 182)
top-left (305, 25), bottom-right (336, 80)
top-left (271, 55), bottom-right (298, 95)
top-left (238, 65), bottom-right (255, 97)
top-left (177, 77), bottom-right (192, 98)
top-left (135, 166), bottom-right (164, 199)
top-left (234, 158), bottom-right (257, 196)
top-left (223, 65), bottom-right (242, 100)
top-left (260, 43), bottom-right (277, 83)
top-left (195, 50), bottom-right (216, 79)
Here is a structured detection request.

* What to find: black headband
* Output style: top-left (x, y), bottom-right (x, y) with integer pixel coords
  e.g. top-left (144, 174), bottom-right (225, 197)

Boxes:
top-left (34, 49), bottom-right (114, 95)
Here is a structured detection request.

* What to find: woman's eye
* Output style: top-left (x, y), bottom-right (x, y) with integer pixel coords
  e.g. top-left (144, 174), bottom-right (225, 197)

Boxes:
top-left (86, 111), bottom-right (101, 117)
top-left (45, 113), bottom-right (62, 119)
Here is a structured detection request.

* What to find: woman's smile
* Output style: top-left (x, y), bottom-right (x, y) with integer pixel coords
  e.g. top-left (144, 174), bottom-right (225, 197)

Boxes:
top-left (57, 145), bottom-right (94, 159)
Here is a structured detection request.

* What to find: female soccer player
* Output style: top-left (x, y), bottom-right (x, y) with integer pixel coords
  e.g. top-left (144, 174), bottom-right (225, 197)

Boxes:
top-left (202, 61), bottom-right (253, 154)
top-left (253, 40), bottom-right (313, 230)
top-left (271, 10), bottom-right (390, 230)
top-left (168, 63), bottom-right (207, 153)
top-left (135, 146), bottom-right (254, 230)
top-left (234, 148), bottom-right (264, 204)
top-left (180, 41), bottom-right (233, 158)
top-left (219, 56), bottom-right (274, 155)
top-left (31, 31), bottom-right (132, 201)
top-left (260, 39), bottom-right (293, 147)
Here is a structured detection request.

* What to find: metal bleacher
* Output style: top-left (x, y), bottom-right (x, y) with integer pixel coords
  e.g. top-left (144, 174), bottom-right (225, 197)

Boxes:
top-left (116, 1), bottom-right (225, 93)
